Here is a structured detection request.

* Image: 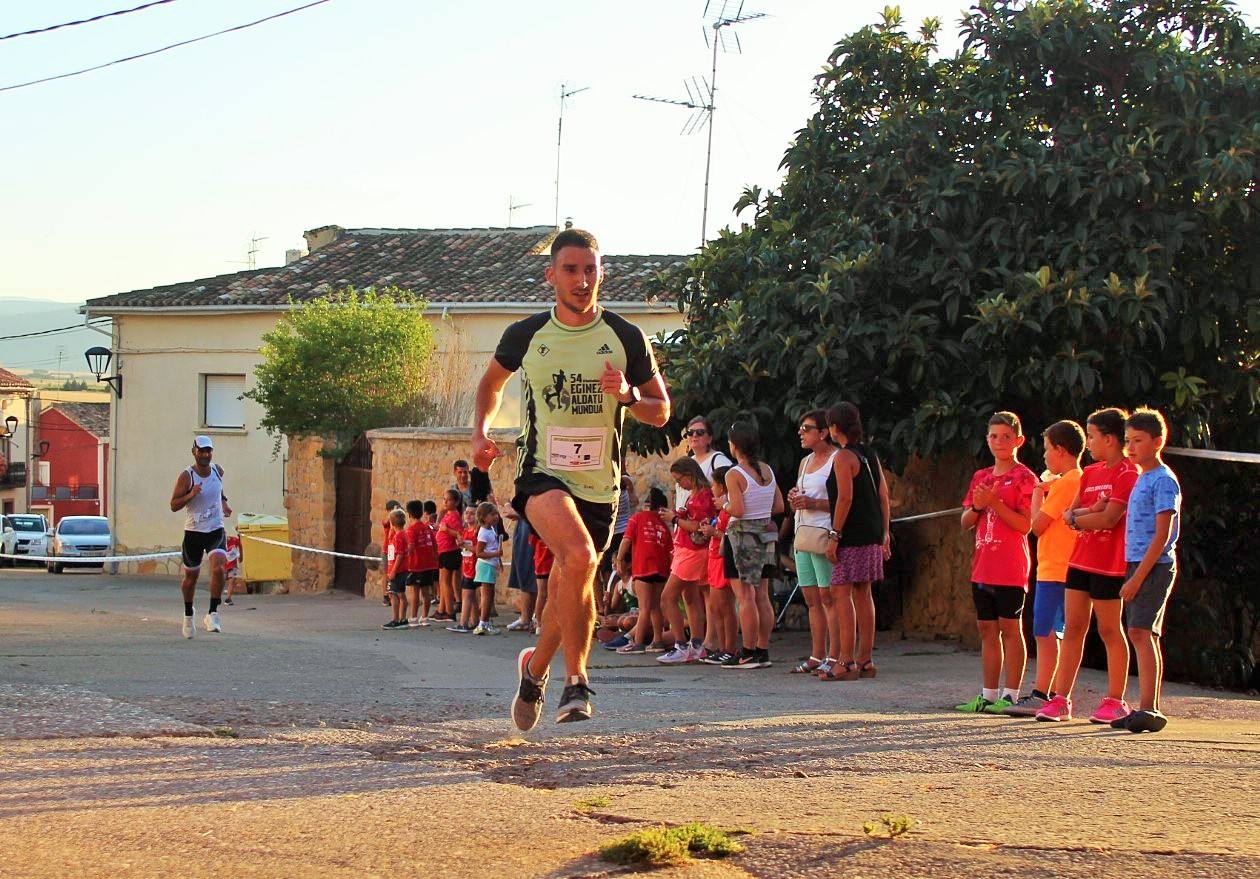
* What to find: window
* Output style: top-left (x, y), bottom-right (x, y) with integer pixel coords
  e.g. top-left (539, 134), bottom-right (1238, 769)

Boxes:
top-left (30, 485), bottom-right (48, 501)
top-left (54, 486), bottom-right (72, 500)
top-left (202, 374), bottom-right (246, 429)
top-left (76, 485), bottom-right (99, 500)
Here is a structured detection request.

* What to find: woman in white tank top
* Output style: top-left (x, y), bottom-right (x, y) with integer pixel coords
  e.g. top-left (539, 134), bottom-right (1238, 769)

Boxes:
top-left (787, 409), bottom-right (839, 674)
top-left (722, 421), bottom-right (784, 669)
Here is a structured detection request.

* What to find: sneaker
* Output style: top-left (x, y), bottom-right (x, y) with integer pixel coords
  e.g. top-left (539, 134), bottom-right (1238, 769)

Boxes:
top-left (407, 617), bottom-right (421, 628)
top-left (203, 611), bottom-right (222, 633)
top-left (727, 648), bottom-right (764, 670)
top-left (1089, 697), bottom-right (1131, 725)
top-left (656, 644), bottom-right (691, 665)
top-left (1036, 694), bottom-right (1073, 722)
top-left (223, 596), bottom-right (234, 606)
top-left (381, 594), bottom-right (391, 607)
top-left (1117, 709), bottom-right (1168, 733)
top-left (712, 651), bottom-right (734, 665)
top-left (699, 648), bottom-right (726, 665)
top-left (616, 641), bottom-right (648, 655)
top-left (602, 634), bottom-right (631, 651)
top-left (1003, 693), bottom-right (1048, 717)
top-left (182, 613), bottom-right (195, 639)
top-left (474, 622), bottom-right (500, 636)
top-left (686, 642), bottom-right (704, 663)
top-left (983, 695), bottom-right (1015, 714)
top-left (511, 647), bottom-right (549, 732)
top-left (431, 613), bottom-right (454, 622)
top-left (721, 651), bottom-right (742, 668)
top-left (645, 641), bottom-right (670, 654)
top-left (954, 694), bottom-right (993, 713)
top-left (446, 623), bottom-right (472, 633)
top-left (505, 618), bottom-right (529, 632)
top-left (556, 675), bottom-right (595, 723)
top-left (416, 617), bottom-right (431, 627)
top-left (758, 649), bottom-right (772, 668)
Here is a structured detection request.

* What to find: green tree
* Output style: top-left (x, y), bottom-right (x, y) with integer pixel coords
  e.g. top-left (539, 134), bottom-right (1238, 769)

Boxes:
top-left (244, 287), bottom-right (435, 452)
top-left (649, 0), bottom-right (1258, 474)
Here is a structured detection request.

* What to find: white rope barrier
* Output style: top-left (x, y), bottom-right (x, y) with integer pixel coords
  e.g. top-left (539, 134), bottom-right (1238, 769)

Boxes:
top-left (1164, 446), bottom-right (1260, 464)
top-left (891, 507), bottom-right (964, 524)
top-left (0, 550), bottom-right (180, 563)
top-left (239, 534), bottom-right (380, 561)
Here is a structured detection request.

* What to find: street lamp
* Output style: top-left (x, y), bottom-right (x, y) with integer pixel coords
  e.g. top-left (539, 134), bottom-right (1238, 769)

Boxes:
top-left (84, 346), bottom-right (122, 398)
top-left (2, 415), bottom-right (16, 437)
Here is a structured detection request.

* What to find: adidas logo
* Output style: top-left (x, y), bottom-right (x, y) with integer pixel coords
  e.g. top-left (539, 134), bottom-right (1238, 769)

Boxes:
top-left (596, 343), bottom-right (613, 355)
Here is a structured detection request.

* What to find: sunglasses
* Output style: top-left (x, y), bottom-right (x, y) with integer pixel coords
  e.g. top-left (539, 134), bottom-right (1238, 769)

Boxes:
top-left (798, 424), bottom-right (820, 432)
top-left (683, 429), bottom-right (709, 437)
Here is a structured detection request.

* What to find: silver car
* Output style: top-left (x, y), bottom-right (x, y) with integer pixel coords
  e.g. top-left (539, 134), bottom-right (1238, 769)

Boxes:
top-left (47, 516), bottom-right (113, 574)
top-left (7, 513), bottom-right (48, 564)
top-left (1, 516), bottom-right (16, 566)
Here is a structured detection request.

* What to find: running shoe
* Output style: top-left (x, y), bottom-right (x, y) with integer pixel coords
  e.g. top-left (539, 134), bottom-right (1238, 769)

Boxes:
top-left (381, 619), bottom-right (407, 629)
top-left (954, 694), bottom-right (993, 713)
top-left (505, 618), bottom-right (530, 632)
top-left (758, 649), bottom-right (773, 668)
top-left (1088, 697), bottom-right (1131, 725)
top-left (416, 617), bottom-right (431, 627)
top-left (616, 641), bottom-right (648, 655)
top-left (431, 613), bottom-right (454, 622)
top-left (511, 647), bottom-right (548, 732)
top-left (223, 596), bottom-right (234, 606)
top-left (602, 634), bottom-right (631, 651)
top-left (381, 594), bottom-right (391, 607)
top-left (1003, 694), bottom-right (1048, 717)
top-left (656, 644), bottom-right (691, 665)
top-left (686, 641), bottom-right (704, 663)
top-left (473, 622), bottom-right (500, 636)
top-left (182, 612), bottom-right (195, 639)
top-left (699, 649), bottom-right (726, 665)
top-left (203, 611), bottom-right (222, 634)
top-left (556, 675), bottom-right (595, 723)
top-left (645, 642), bottom-right (670, 654)
top-left (726, 648), bottom-right (763, 670)
top-left (446, 623), bottom-right (472, 633)
top-left (983, 695), bottom-right (1015, 714)
top-left (407, 617), bottom-right (421, 628)
top-left (1115, 709), bottom-right (1168, 733)
top-left (1035, 694), bottom-right (1073, 722)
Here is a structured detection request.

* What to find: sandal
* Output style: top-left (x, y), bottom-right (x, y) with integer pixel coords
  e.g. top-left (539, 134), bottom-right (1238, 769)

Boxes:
top-left (814, 657), bottom-right (837, 678)
top-left (819, 661), bottom-right (860, 682)
top-left (791, 657), bottom-right (822, 674)
top-left (858, 659), bottom-right (877, 679)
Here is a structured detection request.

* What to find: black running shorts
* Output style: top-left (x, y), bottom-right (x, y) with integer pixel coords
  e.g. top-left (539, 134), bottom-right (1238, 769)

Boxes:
top-left (182, 528), bottom-right (227, 570)
top-left (971, 582), bottom-right (1027, 621)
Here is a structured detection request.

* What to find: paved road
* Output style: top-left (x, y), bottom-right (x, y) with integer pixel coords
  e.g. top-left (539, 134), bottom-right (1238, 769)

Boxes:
top-left (1, 569), bottom-right (1257, 878)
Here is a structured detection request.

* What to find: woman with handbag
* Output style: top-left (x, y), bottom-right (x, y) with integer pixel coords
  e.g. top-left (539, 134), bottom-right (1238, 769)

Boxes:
top-left (787, 409), bottom-right (840, 675)
top-left (820, 402), bottom-right (892, 681)
top-left (656, 457), bottom-right (718, 665)
top-left (677, 416), bottom-right (734, 661)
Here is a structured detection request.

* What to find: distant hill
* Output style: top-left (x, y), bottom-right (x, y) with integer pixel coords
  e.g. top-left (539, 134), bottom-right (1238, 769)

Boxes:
top-left (0, 297), bottom-right (103, 377)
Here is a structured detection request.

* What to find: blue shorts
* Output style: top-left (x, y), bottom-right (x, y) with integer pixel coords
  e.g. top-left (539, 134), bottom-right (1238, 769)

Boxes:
top-left (474, 560), bottom-right (499, 585)
top-left (1032, 580), bottom-right (1066, 639)
top-left (793, 550), bottom-right (834, 588)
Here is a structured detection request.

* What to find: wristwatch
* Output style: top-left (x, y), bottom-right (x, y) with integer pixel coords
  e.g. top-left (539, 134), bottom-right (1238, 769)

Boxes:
top-left (827, 529), bottom-right (840, 541)
top-left (620, 386), bottom-right (641, 406)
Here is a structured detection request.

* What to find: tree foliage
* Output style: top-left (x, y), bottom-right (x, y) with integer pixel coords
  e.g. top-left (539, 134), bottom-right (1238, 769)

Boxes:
top-left (646, 0), bottom-right (1259, 475)
top-left (244, 287), bottom-right (436, 452)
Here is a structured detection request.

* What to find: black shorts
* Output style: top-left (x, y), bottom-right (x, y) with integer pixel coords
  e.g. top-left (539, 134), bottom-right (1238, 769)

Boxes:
top-left (720, 538), bottom-right (738, 579)
top-left (389, 573), bottom-right (409, 594)
top-left (972, 583), bottom-right (1026, 620)
top-left (460, 575), bottom-right (477, 592)
top-left (1066, 567), bottom-right (1124, 601)
top-left (407, 570), bottom-right (438, 588)
top-left (182, 528), bottom-right (227, 569)
top-left (512, 472), bottom-right (615, 552)
top-left (634, 573), bottom-right (667, 585)
top-left (438, 550), bottom-right (462, 572)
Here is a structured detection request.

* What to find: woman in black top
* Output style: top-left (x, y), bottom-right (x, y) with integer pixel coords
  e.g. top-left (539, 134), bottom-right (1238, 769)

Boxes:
top-left (820, 402), bottom-right (891, 681)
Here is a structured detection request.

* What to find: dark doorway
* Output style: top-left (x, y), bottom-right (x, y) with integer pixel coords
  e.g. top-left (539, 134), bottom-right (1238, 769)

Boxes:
top-left (334, 435), bottom-right (373, 593)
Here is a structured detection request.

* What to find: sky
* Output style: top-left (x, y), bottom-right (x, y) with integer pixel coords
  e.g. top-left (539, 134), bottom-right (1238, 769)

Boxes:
top-left (2, 0), bottom-right (1258, 305)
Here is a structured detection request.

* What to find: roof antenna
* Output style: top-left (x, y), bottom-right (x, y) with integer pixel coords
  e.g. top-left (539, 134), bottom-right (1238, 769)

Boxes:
top-left (508, 194), bottom-right (532, 227)
top-left (226, 232), bottom-right (269, 269)
top-left (554, 82), bottom-right (590, 229)
top-left (633, 1), bottom-right (765, 247)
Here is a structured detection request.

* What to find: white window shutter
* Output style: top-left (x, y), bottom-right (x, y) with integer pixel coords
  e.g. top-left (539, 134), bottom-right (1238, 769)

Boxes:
top-left (203, 375), bottom-right (246, 428)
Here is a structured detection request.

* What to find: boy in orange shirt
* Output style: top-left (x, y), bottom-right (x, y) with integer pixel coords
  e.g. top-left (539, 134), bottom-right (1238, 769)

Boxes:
top-left (1005, 420), bottom-right (1084, 716)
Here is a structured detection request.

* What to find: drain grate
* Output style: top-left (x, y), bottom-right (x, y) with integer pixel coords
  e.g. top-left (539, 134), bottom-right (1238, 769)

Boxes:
top-left (588, 674), bottom-right (665, 685)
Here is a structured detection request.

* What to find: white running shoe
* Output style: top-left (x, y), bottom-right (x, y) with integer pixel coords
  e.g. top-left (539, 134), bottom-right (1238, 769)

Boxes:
top-left (407, 617), bottom-right (421, 628)
top-left (656, 644), bottom-right (691, 664)
top-left (182, 613), bottom-right (195, 639)
top-left (203, 611), bottom-right (222, 633)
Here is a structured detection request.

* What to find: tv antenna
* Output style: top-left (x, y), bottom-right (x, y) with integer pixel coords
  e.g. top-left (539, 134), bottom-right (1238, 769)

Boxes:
top-left (227, 233), bottom-right (269, 270)
top-left (554, 82), bottom-right (589, 229)
top-left (507, 194), bottom-right (533, 227)
top-left (633, 1), bottom-right (765, 246)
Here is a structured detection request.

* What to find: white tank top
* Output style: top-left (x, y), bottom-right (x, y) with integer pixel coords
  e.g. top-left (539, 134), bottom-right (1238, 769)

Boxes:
top-left (730, 462), bottom-right (775, 521)
top-left (184, 465), bottom-right (225, 533)
top-left (795, 450), bottom-right (836, 530)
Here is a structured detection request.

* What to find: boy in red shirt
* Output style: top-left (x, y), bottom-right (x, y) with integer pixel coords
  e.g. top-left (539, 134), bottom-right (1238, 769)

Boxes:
top-left (614, 487), bottom-right (674, 653)
top-left (405, 500), bottom-right (439, 627)
top-left (701, 468), bottom-right (737, 664)
top-left (381, 508), bottom-right (410, 629)
top-left (1038, 407), bottom-right (1138, 724)
top-left (526, 532), bottom-right (554, 634)
top-left (379, 499), bottom-right (402, 606)
top-left (956, 412), bottom-right (1036, 714)
top-left (434, 490), bottom-right (465, 623)
top-left (458, 505), bottom-right (479, 614)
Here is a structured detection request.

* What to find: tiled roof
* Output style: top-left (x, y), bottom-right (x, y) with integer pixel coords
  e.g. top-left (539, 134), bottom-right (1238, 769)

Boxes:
top-left (0, 368), bottom-right (35, 390)
top-left (85, 226), bottom-right (685, 311)
top-left (47, 402), bottom-right (110, 438)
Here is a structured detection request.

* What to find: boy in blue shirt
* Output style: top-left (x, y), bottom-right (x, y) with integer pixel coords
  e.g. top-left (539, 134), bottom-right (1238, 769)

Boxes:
top-left (1116, 408), bottom-right (1181, 733)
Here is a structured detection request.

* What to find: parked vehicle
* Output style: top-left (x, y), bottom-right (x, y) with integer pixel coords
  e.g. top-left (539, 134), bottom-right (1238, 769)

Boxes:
top-left (46, 516), bottom-right (113, 574)
top-left (1, 516), bottom-right (17, 566)
top-left (7, 514), bottom-right (48, 563)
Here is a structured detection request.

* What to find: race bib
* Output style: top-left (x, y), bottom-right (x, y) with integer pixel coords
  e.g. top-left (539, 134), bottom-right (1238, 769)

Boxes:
top-left (546, 426), bottom-right (608, 472)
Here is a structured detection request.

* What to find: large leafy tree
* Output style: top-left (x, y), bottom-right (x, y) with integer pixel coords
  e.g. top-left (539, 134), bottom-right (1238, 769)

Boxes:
top-left (650, 0), bottom-right (1258, 474)
top-left (245, 287), bottom-right (436, 452)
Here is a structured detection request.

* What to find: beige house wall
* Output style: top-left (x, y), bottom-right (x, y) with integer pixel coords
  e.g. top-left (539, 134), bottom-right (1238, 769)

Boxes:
top-left (98, 305), bottom-right (684, 565)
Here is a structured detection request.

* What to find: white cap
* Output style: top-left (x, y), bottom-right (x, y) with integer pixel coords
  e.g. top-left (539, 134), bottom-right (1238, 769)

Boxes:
top-left (194, 435), bottom-right (214, 449)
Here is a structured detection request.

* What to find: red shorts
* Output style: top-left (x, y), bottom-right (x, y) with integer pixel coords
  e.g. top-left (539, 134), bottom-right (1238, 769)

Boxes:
top-left (534, 542), bottom-right (554, 578)
top-left (707, 554), bottom-right (729, 589)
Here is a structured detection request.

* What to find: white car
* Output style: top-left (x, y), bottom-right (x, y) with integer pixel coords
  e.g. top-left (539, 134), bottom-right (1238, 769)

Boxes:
top-left (0, 516), bottom-right (16, 566)
top-left (6, 513), bottom-right (48, 563)
top-left (47, 516), bottom-right (113, 574)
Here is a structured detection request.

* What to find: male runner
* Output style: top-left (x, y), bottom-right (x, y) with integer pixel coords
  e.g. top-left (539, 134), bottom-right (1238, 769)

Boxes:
top-left (473, 228), bottom-right (670, 729)
top-left (170, 436), bottom-right (233, 638)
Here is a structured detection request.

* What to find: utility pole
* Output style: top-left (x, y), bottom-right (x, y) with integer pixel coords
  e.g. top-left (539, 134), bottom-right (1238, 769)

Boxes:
top-left (554, 82), bottom-right (589, 229)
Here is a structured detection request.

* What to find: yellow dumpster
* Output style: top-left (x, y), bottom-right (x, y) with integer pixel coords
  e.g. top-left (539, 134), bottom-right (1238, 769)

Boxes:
top-left (235, 513), bottom-right (293, 582)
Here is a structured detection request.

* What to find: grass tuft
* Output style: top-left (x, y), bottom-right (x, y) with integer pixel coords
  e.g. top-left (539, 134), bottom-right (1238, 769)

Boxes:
top-left (862, 813), bottom-right (915, 839)
top-left (574, 795), bottom-right (611, 812)
top-left (210, 726), bottom-right (239, 739)
top-left (600, 823), bottom-right (745, 867)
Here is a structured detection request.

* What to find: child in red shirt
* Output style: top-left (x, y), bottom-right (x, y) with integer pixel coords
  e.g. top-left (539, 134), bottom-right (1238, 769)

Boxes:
top-left (458, 506), bottom-right (479, 613)
top-left (527, 532), bottom-right (554, 634)
top-left (613, 486), bottom-right (673, 653)
top-left (700, 466), bottom-right (738, 663)
top-left (434, 490), bottom-right (464, 622)
top-left (956, 411), bottom-right (1036, 714)
top-left (405, 500), bottom-right (439, 627)
top-left (379, 499), bottom-right (402, 606)
top-left (381, 508), bottom-right (410, 629)
top-left (1038, 407), bottom-right (1139, 724)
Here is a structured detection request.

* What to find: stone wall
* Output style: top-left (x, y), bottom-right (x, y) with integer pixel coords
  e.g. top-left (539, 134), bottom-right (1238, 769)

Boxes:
top-left (283, 435), bottom-right (336, 592)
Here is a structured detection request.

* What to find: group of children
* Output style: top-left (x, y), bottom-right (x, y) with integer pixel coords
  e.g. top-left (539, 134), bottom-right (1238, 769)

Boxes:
top-left (381, 492), bottom-right (506, 636)
top-left (958, 406), bottom-right (1181, 733)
